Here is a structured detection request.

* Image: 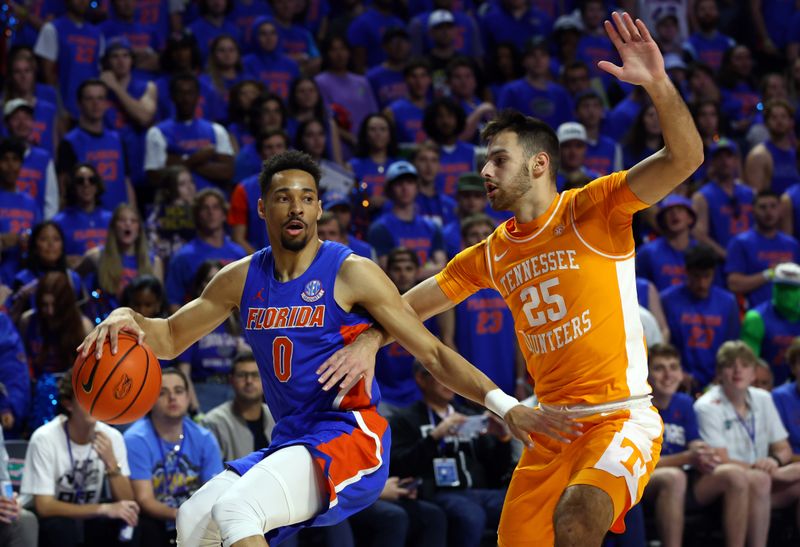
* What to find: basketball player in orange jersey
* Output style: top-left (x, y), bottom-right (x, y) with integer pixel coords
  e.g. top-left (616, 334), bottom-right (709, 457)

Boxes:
top-left (316, 12), bottom-right (704, 546)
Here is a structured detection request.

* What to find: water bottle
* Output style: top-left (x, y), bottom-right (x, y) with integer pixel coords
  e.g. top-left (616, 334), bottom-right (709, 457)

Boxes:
top-left (119, 524), bottom-right (134, 542)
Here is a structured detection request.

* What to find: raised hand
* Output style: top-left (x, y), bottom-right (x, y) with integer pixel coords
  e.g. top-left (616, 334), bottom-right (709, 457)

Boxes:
top-left (598, 11), bottom-right (667, 87)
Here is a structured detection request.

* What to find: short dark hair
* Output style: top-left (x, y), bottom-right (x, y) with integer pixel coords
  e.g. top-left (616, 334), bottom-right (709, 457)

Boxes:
top-left (460, 213), bottom-right (496, 239)
top-left (386, 247), bottom-right (419, 269)
top-left (648, 343), bottom-right (681, 366)
top-left (684, 243), bottom-right (719, 271)
top-left (169, 72), bottom-right (200, 100)
top-left (0, 137), bottom-right (26, 160)
top-left (481, 110), bottom-right (560, 178)
top-left (77, 78), bottom-right (107, 102)
top-left (256, 128), bottom-right (290, 152)
top-left (259, 150), bottom-right (322, 195)
top-left (403, 58), bottom-right (431, 78)
top-left (120, 274), bottom-right (166, 311)
top-left (755, 189), bottom-right (780, 203)
top-left (423, 97), bottom-right (467, 143)
top-left (231, 350), bottom-right (257, 375)
top-left (192, 188), bottom-right (228, 224)
top-left (162, 367), bottom-right (190, 390)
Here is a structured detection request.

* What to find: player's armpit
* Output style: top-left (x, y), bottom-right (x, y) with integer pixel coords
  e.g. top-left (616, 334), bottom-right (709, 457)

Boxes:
top-left (157, 257), bottom-right (250, 359)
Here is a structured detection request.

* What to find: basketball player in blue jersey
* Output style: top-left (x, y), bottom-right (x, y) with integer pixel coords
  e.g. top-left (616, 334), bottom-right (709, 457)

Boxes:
top-left (79, 151), bottom-right (558, 547)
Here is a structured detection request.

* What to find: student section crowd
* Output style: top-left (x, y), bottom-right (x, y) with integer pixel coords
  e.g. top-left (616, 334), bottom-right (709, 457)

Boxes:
top-left (1, 0), bottom-right (800, 545)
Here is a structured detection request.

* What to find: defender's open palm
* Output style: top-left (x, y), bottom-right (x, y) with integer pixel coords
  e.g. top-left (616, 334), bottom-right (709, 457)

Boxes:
top-left (598, 12), bottom-right (666, 87)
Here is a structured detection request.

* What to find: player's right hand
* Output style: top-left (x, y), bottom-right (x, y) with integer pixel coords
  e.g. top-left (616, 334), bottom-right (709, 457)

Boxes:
top-left (78, 307), bottom-right (146, 359)
top-left (102, 500), bottom-right (140, 527)
top-left (504, 405), bottom-right (583, 447)
top-left (316, 329), bottom-right (382, 397)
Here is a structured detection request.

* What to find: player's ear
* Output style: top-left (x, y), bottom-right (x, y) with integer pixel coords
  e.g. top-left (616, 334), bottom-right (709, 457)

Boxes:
top-left (316, 198), bottom-right (322, 220)
top-left (530, 152), bottom-right (549, 178)
top-left (257, 198), bottom-right (266, 220)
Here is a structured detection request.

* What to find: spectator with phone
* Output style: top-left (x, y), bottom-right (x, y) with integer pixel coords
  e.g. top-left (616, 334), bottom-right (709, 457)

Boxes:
top-left (389, 361), bottom-right (514, 547)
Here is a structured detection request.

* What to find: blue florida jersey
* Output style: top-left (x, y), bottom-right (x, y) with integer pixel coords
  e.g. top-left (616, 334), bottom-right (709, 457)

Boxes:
top-left (231, 241), bottom-right (389, 543)
top-left (656, 392), bottom-right (701, 456)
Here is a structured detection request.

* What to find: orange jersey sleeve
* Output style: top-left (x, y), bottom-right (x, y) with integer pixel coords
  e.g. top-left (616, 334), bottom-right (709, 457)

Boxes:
top-left (228, 183), bottom-right (249, 226)
top-left (435, 239), bottom-right (494, 304)
top-left (571, 171), bottom-right (649, 257)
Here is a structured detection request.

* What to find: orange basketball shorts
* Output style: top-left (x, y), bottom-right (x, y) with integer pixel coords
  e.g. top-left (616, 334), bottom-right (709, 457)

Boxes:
top-left (497, 405), bottom-right (663, 546)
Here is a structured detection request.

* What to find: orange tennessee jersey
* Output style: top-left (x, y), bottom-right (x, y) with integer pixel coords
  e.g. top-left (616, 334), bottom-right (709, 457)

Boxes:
top-left (435, 171), bottom-right (651, 406)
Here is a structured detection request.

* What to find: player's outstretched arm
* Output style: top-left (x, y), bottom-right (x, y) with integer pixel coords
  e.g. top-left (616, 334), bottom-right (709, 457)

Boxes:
top-left (78, 258), bottom-right (249, 360)
top-left (599, 12), bottom-right (703, 204)
top-left (337, 257), bottom-right (582, 445)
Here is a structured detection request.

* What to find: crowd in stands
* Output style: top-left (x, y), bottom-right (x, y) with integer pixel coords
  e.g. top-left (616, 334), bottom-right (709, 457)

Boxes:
top-left (1, 0), bottom-right (800, 545)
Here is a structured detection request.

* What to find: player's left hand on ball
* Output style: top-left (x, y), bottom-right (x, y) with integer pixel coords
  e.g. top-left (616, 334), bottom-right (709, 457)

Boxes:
top-left (316, 330), bottom-right (381, 396)
top-left (504, 405), bottom-right (583, 447)
top-left (77, 308), bottom-right (145, 359)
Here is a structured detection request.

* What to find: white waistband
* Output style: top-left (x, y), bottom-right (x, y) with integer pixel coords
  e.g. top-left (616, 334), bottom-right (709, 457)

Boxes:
top-left (538, 395), bottom-right (653, 418)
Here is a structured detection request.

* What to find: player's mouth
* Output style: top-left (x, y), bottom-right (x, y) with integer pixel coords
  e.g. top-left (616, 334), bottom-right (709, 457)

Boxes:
top-left (283, 219), bottom-right (306, 236)
top-left (485, 182), bottom-right (498, 199)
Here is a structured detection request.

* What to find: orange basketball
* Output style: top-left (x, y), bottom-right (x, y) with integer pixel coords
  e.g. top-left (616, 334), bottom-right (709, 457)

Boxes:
top-left (72, 332), bottom-right (162, 425)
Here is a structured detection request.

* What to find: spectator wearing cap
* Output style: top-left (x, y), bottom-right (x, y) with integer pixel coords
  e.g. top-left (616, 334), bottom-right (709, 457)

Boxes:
top-left (2, 47), bottom-right (59, 155)
top-left (555, 122), bottom-right (599, 192)
top-left (346, 0), bottom-right (405, 72)
top-left (726, 190), bottom-right (800, 309)
top-left (187, 0), bottom-right (241, 66)
top-left (497, 37), bottom-right (574, 131)
top-left (368, 161), bottom-right (447, 279)
top-left (574, 91), bottom-right (621, 176)
top-left (0, 138), bottom-right (41, 286)
top-left (745, 99), bottom-right (800, 195)
top-left (661, 243), bottom-right (740, 391)
top-left (692, 137), bottom-right (754, 259)
top-left (772, 338), bottom-right (800, 454)
top-left (318, 210), bottom-right (376, 261)
top-left (386, 59), bottom-right (433, 145)
top-left (269, 0), bottom-right (322, 75)
top-left (423, 98), bottom-right (478, 197)
top-left (3, 99), bottom-right (59, 219)
top-left (322, 192), bottom-right (375, 260)
top-left (742, 262), bottom-right (800, 385)
top-left (241, 18), bottom-right (300, 102)
top-left (637, 194), bottom-right (698, 291)
top-left (145, 73), bottom-right (235, 193)
top-left (442, 172), bottom-right (490, 258)
top-left (575, 0), bottom-right (619, 81)
top-left (99, 37), bottom-right (158, 198)
top-left (413, 142), bottom-right (457, 228)
top-left (553, 15), bottom-right (584, 66)
top-left (479, 0), bottom-right (553, 58)
top-left (683, 0), bottom-right (735, 73)
top-left (33, 0), bottom-right (103, 119)
top-left (366, 28), bottom-right (411, 109)
top-left (99, 0), bottom-right (162, 72)
top-left (663, 53), bottom-right (689, 96)
top-left (410, 0), bottom-right (483, 59)
top-left (57, 79), bottom-right (135, 212)
top-left (653, 11), bottom-right (684, 56)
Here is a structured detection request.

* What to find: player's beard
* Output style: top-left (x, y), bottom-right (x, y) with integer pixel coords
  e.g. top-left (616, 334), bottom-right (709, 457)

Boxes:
top-left (492, 162), bottom-right (532, 211)
top-left (281, 231), bottom-right (310, 252)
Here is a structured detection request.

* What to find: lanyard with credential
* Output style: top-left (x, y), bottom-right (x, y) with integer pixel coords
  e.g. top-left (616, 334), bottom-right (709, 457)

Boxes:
top-left (427, 406), bottom-right (458, 454)
top-left (151, 420), bottom-right (185, 497)
top-left (734, 410), bottom-right (756, 447)
top-left (64, 422), bottom-right (92, 503)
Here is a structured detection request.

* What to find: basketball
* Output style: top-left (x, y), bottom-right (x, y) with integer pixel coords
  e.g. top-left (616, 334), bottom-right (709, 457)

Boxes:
top-left (72, 332), bottom-right (162, 425)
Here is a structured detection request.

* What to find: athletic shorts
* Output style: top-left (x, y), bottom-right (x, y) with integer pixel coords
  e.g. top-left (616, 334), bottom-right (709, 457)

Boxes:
top-left (497, 405), bottom-right (663, 546)
top-left (226, 407), bottom-right (390, 544)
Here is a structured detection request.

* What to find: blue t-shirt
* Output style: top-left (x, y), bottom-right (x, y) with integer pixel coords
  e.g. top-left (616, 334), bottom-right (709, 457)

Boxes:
top-left (366, 65), bottom-right (407, 109)
top-left (177, 323), bottom-right (243, 381)
top-left (786, 183), bottom-right (800, 241)
top-left (154, 118), bottom-right (220, 190)
top-left (349, 157), bottom-right (394, 201)
top-left (436, 142), bottom-right (476, 198)
top-left (684, 31), bottom-right (735, 72)
top-left (242, 51), bottom-right (299, 101)
top-left (697, 181), bottom-right (754, 250)
top-left (661, 283), bottom-right (740, 388)
top-left (601, 95), bottom-right (642, 142)
top-left (636, 237), bottom-right (694, 291)
top-left (188, 17), bottom-right (242, 65)
top-left (274, 21), bottom-right (319, 61)
top-left (347, 236), bottom-right (374, 260)
top-left (415, 193), bottom-right (457, 228)
top-left (30, 99), bottom-right (58, 156)
top-left (50, 16), bottom-right (102, 118)
top-left (62, 127), bottom-right (127, 210)
top-left (105, 76), bottom-right (151, 187)
top-left (751, 301), bottom-right (800, 385)
top-left (497, 80), bottom-right (573, 131)
top-left (657, 392), bottom-right (701, 456)
top-left (18, 146), bottom-right (52, 217)
top-left (124, 417), bottom-right (223, 514)
top-left (166, 237), bottom-right (247, 306)
top-left (377, 317), bottom-right (438, 407)
top-left (52, 206), bottom-right (113, 257)
top-left (585, 136), bottom-right (619, 177)
top-left (0, 312), bottom-right (30, 426)
top-left (765, 141), bottom-right (800, 196)
top-left (0, 190), bottom-right (40, 285)
top-left (387, 98), bottom-right (427, 144)
top-left (725, 229), bottom-right (800, 308)
top-left (479, 3), bottom-right (552, 54)
top-left (346, 9), bottom-right (404, 68)
top-left (155, 76), bottom-right (223, 124)
top-left (367, 211), bottom-right (444, 265)
top-left (772, 382), bottom-right (800, 453)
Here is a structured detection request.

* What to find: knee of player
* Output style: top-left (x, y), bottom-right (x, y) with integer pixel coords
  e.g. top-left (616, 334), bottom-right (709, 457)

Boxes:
top-left (745, 468), bottom-right (772, 496)
top-left (714, 464), bottom-right (749, 491)
top-left (553, 486), bottom-right (613, 537)
top-left (658, 467), bottom-right (688, 495)
top-left (211, 493), bottom-right (267, 532)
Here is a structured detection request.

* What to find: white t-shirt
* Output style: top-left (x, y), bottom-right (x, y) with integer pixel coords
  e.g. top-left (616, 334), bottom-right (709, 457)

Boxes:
top-left (144, 122), bottom-right (233, 171)
top-left (21, 415), bottom-right (130, 505)
top-left (694, 385), bottom-right (788, 464)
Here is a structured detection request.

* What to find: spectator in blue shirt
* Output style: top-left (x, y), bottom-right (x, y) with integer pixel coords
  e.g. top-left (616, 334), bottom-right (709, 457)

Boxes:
top-left (726, 190), bottom-right (800, 308)
top-left (637, 195), bottom-right (697, 292)
top-left (0, 311), bottom-right (30, 436)
top-left (386, 59), bottom-right (433, 146)
top-left (683, 0), bottom-right (735, 73)
top-left (347, 0), bottom-right (405, 72)
top-left (187, 0), bottom-right (241, 65)
top-left (124, 367), bottom-right (223, 544)
top-left (479, 0), bottom-right (552, 57)
top-left (574, 90), bottom-right (621, 177)
top-left (270, 0), bottom-right (322, 75)
top-left (661, 243), bottom-right (740, 392)
top-left (367, 28), bottom-right (411, 110)
top-left (772, 338), bottom-right (800, 455)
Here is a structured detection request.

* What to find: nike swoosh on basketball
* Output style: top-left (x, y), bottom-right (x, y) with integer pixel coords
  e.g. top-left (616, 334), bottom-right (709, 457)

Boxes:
top-left (494, 249), bottom-right (509, 261)
top-left (82, 359), bottom-right (100, 393)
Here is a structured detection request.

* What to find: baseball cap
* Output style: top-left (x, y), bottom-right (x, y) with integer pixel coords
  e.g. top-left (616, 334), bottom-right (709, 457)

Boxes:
top-left (457, 173), bottom-right (485, 194)
top-left (523, 36), bottom-right (549, 57)
top-left (553, 14), bottom-right (584, 33)
top-left (386, 161), bottom-right (418, 184)
top-left (709, 137), bottom-right (739, 157)
top-left (105, 36), bottom-right (133, 55)
top-left (774, 263), bottom-right (800, 286)
top-left (556, 122), bottom-right (587, 144)
top-left (323, 191), bottom-right (351, 211)
top-left (428, 10), bottom-right (455, 29)
top-left (3, 98), bottom-right (34, 119)
top-left (656, 194), bottom-right (696, 228)
top-left (663, 53), bottom-right (687, 71)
